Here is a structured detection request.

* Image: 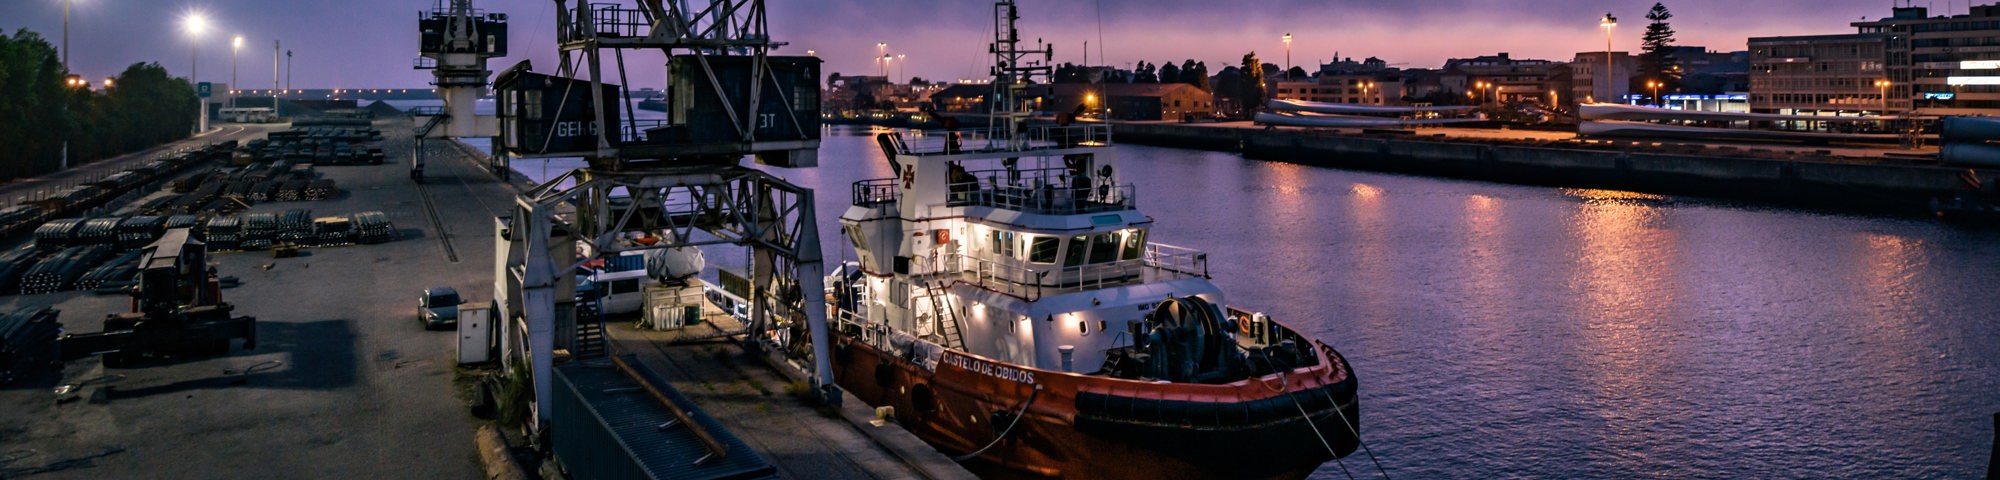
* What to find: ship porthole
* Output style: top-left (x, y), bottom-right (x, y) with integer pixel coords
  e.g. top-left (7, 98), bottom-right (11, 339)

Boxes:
top-left (911, 384), bottom-right (939, 414)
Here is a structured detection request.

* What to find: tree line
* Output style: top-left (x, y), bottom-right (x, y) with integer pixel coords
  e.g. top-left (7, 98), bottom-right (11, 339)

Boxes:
top-left (0, 29), bottom-right (198, 182)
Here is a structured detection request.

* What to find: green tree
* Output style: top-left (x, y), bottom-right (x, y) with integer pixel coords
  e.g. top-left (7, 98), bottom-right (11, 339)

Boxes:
top-left (1637, 3), bottom-right (1679, 93)
top-left (1237, 53), bottom-right (1266, 119)
top-left (0, 28), bottom-right (196, 181)
top-left (1159, 62), bottom-right (1181, 88)
top-left (0, 29), bottom-right (76, 178)
top-left (1185, 60), bottom-right (1210, 91)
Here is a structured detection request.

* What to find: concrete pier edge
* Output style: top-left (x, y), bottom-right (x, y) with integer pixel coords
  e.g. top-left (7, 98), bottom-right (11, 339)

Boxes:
top-left (1113, 121), bottom-right (1986, 214)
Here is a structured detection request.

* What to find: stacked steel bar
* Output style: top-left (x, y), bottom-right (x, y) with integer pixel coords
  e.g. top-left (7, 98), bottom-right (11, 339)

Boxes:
top-left (33, 218), bottom-right (84, 251)
top-left (204, 215), bottom-right (243, 251)
top-left (0, 307), bottom-right (61, 385)
top-left (77, 249), bottom-right (143, 290)
top-left (353, 211), bottom-right (395, 244)
top-left (116, 216), bottom-right (169, 250)
top-left (21, 245), bottom-right (111, 294)
top-left (0, 246), bottom-right (40, 295)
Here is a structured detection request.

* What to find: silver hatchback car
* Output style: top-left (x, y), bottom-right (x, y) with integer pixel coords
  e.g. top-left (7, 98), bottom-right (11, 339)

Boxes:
top-left (419, 287), bottom-right (462, 330)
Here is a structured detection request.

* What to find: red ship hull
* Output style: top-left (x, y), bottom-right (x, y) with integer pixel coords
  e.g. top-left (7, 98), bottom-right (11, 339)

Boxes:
top-left (831, 329), bottom-right (1360, 480)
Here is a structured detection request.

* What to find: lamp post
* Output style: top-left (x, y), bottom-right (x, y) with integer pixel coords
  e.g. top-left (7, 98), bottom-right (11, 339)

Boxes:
top-left (185, 13), bottom-right (208, 134)
top-left (1601, 13), bottom-right (1617, 105)
top-left (1282, 33), bottom-right (1293, 81)
top-left (1647, 80), bottom-right (1661, 107)
top-left (62, 0), bottom-right (71, 71)
top-left (877, 42), bottom-right (887, 76)
top-left (231, 35), bottom-right (243, 110)
top-left (897, 53), bottom-right (906, 83)
top-left (1876, 79), bottom-right (1891, 114)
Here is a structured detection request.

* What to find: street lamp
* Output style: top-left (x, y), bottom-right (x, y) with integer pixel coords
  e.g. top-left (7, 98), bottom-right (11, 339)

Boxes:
top-left (877, 42), bottom-right (887, 76)
top-left (1647, 80), bottom-right (1661, 107)
top-left (1282, 33), bottom-right (1293, 81)
top-left (897, 53), bottom-right (906, 83)
top-left (184, 12), bottom-right (209, 134)
top-left (62, 0), bottom-right (74, 72)
top-left (232, 35), bottom-right (243, 109)
top-left (1601, 13), bottom-right (1617, 105)
top-left (1875, 79), bottom-right (1891, 114)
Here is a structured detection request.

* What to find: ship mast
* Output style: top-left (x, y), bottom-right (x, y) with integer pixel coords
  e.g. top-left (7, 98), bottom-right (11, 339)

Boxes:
top-left (987, 1), bottom-right (1053, 150)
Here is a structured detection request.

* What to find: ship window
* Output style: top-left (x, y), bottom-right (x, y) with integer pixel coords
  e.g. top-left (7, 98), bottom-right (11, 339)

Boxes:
top-left (1027, 236), bottom-right (1060, 264)
top-left (991, 230), bottom-right (1015, 257)
top-left (845, 225), bottom-right (866, 251)
top-left (1121, 229), bottom-right (1146, 261)
top-left (1087, 234), bottom-right (1119, 264)
top-left (1064, 236), bottom-right (1088, 267)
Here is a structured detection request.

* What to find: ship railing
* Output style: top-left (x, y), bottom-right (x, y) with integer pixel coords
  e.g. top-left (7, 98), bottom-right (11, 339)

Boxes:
top-left (890, 124), bottom-right (1113, 156)
top-left (619, 119), bottom-right (668, 143)
top-left (914, 253), bottom-right (1048, 301)
top-left (946, 168), bottom-right (1135, 215)
top-left (851, 178), bottom-right (901, 210)
top-left (1143, 243), bottom-right (1209, 278)
top-left (585, 3), bottom-right (650, 39)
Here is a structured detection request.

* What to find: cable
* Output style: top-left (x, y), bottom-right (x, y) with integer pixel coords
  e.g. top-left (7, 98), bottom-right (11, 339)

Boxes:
top-left (1260, 349), bottom-right (1354, 480)
top-left (951, 384), bottom-right (1041, 461)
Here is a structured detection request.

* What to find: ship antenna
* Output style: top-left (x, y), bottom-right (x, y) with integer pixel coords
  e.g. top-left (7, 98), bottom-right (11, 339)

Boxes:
top-left (988, 0), bottom-right (1053, 151)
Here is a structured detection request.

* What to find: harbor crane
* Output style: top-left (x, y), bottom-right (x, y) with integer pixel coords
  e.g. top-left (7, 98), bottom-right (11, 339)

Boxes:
top-left (423, 0), bottom-right (832, 436)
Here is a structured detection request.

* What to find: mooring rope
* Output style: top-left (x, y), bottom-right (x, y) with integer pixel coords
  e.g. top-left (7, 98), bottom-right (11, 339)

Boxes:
top-left (951, 384), bottom-right (1041, 462)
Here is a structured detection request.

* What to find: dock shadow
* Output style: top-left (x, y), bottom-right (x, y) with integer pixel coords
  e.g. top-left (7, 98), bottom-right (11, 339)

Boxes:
top-left (96, 319), bottom-right (360, 400)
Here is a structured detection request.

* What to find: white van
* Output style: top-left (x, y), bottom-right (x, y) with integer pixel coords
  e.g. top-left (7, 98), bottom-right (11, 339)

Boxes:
top-left (580, 254), bottom-right (650, 316)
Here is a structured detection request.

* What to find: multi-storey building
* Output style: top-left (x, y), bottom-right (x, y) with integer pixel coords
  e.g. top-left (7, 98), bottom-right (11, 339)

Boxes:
top-left (1855, 4), bottom-right (2000, 115)
top-left (1569, 51), bottom-right (1637, 105)
top-left (1273, 75), bottom-right (1403, 105)
top-left (1747, 33), bottom-right (1887, 115)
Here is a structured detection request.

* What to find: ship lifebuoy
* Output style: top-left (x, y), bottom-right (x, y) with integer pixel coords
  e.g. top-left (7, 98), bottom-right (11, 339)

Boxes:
top-left (1239, 315), bottom-right (1252, 335)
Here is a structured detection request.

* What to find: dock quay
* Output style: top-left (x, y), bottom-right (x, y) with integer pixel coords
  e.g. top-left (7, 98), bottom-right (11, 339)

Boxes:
top-left (1112, 121), bottom-right (1989, 214)
top-left (0, 113), bottom-right (968, 479)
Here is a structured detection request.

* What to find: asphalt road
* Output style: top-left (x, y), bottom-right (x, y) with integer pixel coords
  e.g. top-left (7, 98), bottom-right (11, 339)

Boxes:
top-left (0, 118), bottom-right (510, 479)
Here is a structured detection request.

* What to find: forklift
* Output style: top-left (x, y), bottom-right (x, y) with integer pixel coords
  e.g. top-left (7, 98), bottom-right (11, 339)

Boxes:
top-left (62, 228), bottom-right (256, 367)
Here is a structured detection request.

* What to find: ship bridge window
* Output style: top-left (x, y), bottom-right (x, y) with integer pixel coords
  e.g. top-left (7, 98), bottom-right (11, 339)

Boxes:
top-left (1120, 229), bottom-right (1146, 261)
top-left (1087, 233), bottom-right (1119, 264)
top-left (1064, 236), bottom-right (1089, 267)
top-left (1027, 235), bottom-right (1060, 264)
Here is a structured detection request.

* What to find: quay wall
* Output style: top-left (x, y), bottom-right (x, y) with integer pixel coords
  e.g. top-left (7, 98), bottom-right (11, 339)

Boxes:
top-left (1113, 122), bottom-right (1979, 212)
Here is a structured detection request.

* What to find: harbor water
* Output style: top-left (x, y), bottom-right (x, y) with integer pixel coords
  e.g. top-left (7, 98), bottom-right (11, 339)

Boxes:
top-left (494, 122), bottom-right (1999, 478)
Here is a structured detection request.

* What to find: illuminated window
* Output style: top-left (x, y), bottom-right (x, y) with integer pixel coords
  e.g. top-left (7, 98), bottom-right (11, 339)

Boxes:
top-left (1120, 229), bottom-right (1146, 261)
top-left (1027, 236), bottom-right (1060, 264)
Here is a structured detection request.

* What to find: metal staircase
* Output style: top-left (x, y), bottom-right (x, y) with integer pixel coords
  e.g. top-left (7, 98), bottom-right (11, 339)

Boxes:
top-left (924, 281), bottom-right (966, 350)
top-left (573, 296), bottom-right (607, 358)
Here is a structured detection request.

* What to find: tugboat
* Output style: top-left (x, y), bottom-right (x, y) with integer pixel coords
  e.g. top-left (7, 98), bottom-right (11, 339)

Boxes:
top-left (826, 2), bottom-right (1362, 478)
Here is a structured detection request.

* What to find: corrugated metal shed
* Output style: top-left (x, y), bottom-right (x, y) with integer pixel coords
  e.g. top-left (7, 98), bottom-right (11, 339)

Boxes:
top-left (552, 356), bottom-right (775, 480)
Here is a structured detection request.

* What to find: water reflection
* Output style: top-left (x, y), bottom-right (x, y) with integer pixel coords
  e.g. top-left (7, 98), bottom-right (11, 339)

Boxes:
top-left (1566, 189), bottom-right (1689, 473)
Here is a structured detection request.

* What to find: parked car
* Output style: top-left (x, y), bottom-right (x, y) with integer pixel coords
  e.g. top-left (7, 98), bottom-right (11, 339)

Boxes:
top-left (419, 287), bottom-right (462, 330)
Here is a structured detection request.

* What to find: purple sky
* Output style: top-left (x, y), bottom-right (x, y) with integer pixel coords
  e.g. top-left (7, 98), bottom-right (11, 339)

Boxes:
top-left (0, 0), bottom-right (1936, 89)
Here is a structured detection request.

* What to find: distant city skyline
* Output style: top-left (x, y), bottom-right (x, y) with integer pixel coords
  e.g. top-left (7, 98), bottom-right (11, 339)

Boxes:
top-left (0, 0), bottom-right (1953, 89)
